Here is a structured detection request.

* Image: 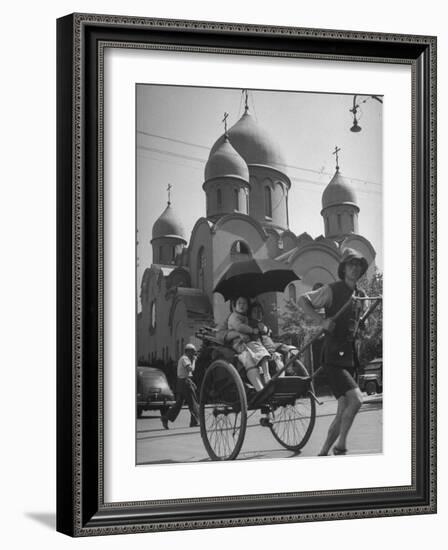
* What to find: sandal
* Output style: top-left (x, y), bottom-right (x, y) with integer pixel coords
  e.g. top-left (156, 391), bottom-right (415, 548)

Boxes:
top-left (333, 446), bottom-right (347, 455)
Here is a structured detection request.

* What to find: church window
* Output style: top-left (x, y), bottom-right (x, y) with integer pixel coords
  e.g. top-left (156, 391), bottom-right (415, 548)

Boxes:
top-left (217, 188), bottom-right (222, 209)
top-left (265, 187), bottom-right (272, 218)
top-left (171, 246), bottom-right (176, 262)
top-left (150, 300), bottom-right (156, 329)
top-left (245, 189), bottom-right (249, 213)
top-left (337, 213), bottom-right (342, 231)
top-left (231, 240), bottom-right (251, 256)
top-left (197, 247), bottom-right (206, 291)
top-left (288, 283), bottom-right (297, 303)
top-left (234, 188), bottom-right (239, 211)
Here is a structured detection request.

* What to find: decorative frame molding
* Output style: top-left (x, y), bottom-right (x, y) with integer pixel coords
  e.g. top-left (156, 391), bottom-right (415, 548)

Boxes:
top-left (57, 13), bottom-right (437, 536)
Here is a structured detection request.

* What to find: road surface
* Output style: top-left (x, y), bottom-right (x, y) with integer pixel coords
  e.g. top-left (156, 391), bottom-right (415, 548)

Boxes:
top-left (137, 393), bottom-right (382, 464)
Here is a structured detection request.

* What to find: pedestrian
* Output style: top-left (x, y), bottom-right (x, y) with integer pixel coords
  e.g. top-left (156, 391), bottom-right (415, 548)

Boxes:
top-left (161, 343), bottom-right (200, 429)
top-left (298, 248), bottom-right (368, 456)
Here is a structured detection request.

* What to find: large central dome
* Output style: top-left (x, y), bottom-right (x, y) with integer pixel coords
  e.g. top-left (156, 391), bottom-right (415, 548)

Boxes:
top-left (209, 111), bottom-right (286, 172)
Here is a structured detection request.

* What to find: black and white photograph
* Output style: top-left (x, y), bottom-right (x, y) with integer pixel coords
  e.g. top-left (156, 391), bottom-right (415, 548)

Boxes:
top-left (136, 85), bottom-right (383, 464)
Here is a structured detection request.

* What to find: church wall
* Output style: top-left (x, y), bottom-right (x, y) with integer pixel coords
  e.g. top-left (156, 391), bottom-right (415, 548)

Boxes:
top-left (289, 249), bottom-right (339, 288)
top-left (248, 166), bottom-right (289, 229)
top-left (204, 177), bottom-right (249, 218)
top-left (264, 231), bottom-right (282, 258)
top-left (151, 236), bottom-right (185, 265)
top-left (188, 221), bottom-right (213, 295)
top-left (212, 218), bottom-right (268, 282)
top-left (323, 204), bottom-right (359, 238)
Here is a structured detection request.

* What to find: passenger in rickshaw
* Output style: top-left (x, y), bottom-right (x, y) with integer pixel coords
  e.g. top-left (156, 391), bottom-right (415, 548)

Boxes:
top-left (227, 296), bottom-right (270, 391)
top-left (248, 301), bottom-right (285, 375)
top-left (248, 301), bottom-right (309, 377)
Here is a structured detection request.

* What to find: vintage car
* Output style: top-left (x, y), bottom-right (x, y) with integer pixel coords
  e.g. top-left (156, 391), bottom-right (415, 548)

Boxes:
top-left (136, 366), bottom-right (175, 418)
top-left (358, 358), bottom-right (383, 395)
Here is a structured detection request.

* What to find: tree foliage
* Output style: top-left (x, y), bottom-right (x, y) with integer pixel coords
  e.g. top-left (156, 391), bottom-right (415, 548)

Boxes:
top-left (357, 269), bottom-right (383, 364)
top-left (278, 269), bottom-right (383, 365)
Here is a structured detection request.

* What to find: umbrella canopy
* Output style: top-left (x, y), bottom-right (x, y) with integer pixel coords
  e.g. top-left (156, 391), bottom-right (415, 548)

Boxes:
top-left (214, 258), bottom-right (300, 301)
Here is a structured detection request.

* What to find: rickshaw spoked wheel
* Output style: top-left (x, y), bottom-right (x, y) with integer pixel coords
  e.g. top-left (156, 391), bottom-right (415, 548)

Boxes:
top-left (269, 392), bottom-right (316, 452)
top-left (199, 360), bottom-right (247, 461)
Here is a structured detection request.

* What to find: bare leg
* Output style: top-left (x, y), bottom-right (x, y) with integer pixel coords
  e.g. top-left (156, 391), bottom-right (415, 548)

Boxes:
top-left (260, 358), bottom-right (271, 382)
top-left (246, 366), bottom-right (264, 392)
top-left (335, 388), bottom-right (363, 451)
top-left (318, 396), bottom-right (346, 456)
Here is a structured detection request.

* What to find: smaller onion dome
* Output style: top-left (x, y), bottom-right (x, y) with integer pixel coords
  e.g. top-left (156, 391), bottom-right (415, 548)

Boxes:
top-left (322, 169), bottom-right (358, 209)
top-left (151, 203), bottom-right (186, 241)
top-left (204, 136), bottom-right (249, 182)
top-left (209, 111), bottom-right (286, 172)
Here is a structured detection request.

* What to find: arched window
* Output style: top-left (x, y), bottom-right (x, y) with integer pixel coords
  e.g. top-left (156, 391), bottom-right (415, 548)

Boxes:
top-left (264, 186), bottom-right (272, 218)
top-left (234, 188), bottom-right (239, 211)
top-left (197, 247), bottom-right (206, 291)
top-left (288, 284), bottom-right (297, 303)
top-left (217, 188), bottom-right (222, 209)
top-left (230, 240), bottom-right (251, 256)
top-left (337, 213), bottom-right (342, 231)
top-left (150, 300), bottom-right (156, 329)
top-left (245, 189), bottom-right (249, 213)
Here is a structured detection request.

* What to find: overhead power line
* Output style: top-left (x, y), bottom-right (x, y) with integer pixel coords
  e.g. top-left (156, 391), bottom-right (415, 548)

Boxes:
top-left (137, 142), bottom-right (381, 190)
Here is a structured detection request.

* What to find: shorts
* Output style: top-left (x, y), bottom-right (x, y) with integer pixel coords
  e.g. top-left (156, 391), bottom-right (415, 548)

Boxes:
top-left (323, 366), bottom-right (358, 399)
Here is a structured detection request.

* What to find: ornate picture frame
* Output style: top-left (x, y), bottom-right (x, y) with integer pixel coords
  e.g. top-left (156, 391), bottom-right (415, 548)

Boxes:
top-left (56, 13), bottom-right (436, 536)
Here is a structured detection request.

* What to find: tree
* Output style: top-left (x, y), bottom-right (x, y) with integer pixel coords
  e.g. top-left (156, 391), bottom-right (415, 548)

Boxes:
top-left (357, 269), bottom-right (383, 364)
top-left (278, 269), bottom-right (383, 366)
top-left (278, 299), bottom-right (321, 349)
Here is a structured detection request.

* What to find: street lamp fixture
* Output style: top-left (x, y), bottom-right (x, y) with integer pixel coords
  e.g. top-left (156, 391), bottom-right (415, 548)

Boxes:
top-left (349, 94), bottom-right (383, 132)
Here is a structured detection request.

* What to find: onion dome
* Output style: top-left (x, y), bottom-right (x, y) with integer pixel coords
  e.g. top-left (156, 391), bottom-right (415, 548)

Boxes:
top-left (204, 136), bottom-right (249, 181)
top-left (209, 111), bottom-right (285, 171)
top-left (322, 169), bottom-right (358, 210)
top-left (151, 203), bottom-right (186, 241)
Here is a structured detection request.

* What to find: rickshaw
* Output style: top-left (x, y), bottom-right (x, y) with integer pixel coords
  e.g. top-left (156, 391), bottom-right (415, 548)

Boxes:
top-left (195, 259), bottom-right (319, 461)
top-left (195, 259), bottom-right (382, 461)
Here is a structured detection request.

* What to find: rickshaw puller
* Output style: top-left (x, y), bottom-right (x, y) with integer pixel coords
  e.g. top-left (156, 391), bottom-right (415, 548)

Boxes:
top-left (298, 248), bottom-right (368, 456)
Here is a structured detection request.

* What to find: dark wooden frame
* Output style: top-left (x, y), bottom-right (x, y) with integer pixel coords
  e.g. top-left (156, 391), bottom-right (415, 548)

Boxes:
top-left (57, 13), bottom-right (437, 537)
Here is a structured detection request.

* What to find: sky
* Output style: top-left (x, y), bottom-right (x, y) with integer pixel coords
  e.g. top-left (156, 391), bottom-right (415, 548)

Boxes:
top-left (136, 84), bottom-right (383, 288)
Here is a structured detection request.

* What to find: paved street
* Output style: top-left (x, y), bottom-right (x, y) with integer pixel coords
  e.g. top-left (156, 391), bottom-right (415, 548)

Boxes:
top-left (137, 393), bottom-right (382, 464)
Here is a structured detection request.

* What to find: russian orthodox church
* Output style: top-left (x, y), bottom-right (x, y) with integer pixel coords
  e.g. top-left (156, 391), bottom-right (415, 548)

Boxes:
top-left (137, 98), bottom-right (376, 365)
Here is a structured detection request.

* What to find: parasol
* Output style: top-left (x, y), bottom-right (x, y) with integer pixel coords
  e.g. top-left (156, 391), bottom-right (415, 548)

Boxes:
top-left (213, 258), bottom-right (300, 301)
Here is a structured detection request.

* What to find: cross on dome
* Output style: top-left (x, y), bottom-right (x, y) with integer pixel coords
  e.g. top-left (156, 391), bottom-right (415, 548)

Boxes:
top-left (333, 145), bottom-right (341, 171)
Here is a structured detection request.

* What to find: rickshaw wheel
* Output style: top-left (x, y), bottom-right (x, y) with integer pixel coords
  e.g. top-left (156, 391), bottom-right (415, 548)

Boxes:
top-left (269, 393), bottom-right (316, 451)
top-left (199, 360), bottom-right (247, 461)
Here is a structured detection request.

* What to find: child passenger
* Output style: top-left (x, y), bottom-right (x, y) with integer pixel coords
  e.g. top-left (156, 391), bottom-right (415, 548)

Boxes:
top-left (227, 296), bottom-right (270, 391)
top-left (248, 302), bottom-right (284, 375)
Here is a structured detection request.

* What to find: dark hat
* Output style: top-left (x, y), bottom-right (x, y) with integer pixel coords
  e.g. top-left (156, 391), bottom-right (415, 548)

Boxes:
top-left (338, 248), bottom-right (368, 280)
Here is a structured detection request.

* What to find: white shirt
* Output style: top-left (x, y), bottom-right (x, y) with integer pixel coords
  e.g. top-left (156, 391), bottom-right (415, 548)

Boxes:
top-left (304, 284), bottom-right (333, 309)
top-left (177, 355), bottom-right (195, 379)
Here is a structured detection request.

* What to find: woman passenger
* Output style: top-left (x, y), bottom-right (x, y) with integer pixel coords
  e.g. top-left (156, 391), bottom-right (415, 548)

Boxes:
top-left (227, 296), bottom-right (270, 391)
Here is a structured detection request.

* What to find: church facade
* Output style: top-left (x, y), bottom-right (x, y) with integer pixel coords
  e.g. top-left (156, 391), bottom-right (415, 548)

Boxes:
top-left (137, 104), bottom-right (376, 365)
